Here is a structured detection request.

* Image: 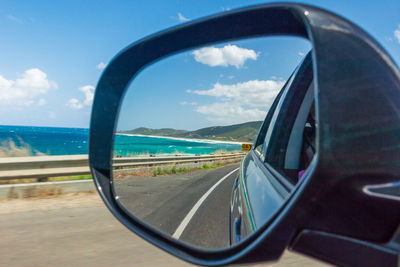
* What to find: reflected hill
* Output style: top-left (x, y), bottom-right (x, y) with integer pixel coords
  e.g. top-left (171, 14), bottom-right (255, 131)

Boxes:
top-left (121, 121), bottom-right (262, 143)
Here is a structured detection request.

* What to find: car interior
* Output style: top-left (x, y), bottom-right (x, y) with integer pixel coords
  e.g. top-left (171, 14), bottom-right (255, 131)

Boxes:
top-left (270, 81), bottom-right (315, 185)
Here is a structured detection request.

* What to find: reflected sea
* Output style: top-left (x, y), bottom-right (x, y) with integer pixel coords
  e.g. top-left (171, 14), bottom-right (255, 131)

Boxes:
top-left (0, 125), bottom-right (241, 156)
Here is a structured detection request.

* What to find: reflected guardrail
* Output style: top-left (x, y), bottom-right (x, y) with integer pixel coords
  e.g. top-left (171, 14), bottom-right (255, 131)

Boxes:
top-left (0, 152), bottom-right (246, 181)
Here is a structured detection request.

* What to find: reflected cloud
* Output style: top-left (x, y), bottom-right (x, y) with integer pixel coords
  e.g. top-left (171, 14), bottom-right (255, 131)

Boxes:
top-left (192, 45), bottom-right (258, 68)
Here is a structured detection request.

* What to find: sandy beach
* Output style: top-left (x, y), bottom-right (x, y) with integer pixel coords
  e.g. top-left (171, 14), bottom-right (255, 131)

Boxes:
top-left (117, 133), bottom-right (245, 145)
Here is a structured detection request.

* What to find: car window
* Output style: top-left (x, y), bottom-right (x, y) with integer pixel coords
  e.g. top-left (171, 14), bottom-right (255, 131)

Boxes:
top-left (264, 54), bottom-right (314, 184)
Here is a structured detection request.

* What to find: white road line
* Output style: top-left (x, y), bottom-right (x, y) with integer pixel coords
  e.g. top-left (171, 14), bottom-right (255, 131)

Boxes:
top-left (172, 167), bottom-right (239, 240)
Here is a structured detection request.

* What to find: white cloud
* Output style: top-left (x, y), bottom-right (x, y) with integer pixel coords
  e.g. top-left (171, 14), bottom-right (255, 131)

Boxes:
top-left (96, 62), bottom-right (107, 70)
top-left (80, 85), bottom-right (94, 106)
top-left (66, 98), bottom-right (83, 109)
top-left (188, 79), bottom-right (284, 124)
top-left (395, 25), bottom-right (400, 44)
top-left (196, 102), bottom-right (266, 125)
top-left (37, 98), bottom-right (46, 106)
top-left (66, 85), bottom-right (95, 109)
top-left (298, 52), bottom-right (305, 56)
top-left (16, 69), bottom-right (57, 89)
top-left (192, 45), bottom-right (258, 68)
top-left (180, 101), bottom-right (197, 106)
top-left (178, 12), bottom-right (189, 22)
top-left (0, 68), bottom-right (57, 106)
top-left (7, 14), bottom-right (23, 24)
top-left (188, 79), bottom-right (284, 107)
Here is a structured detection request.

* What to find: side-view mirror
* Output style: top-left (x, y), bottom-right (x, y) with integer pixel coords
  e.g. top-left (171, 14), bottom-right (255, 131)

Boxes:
top-left (89, 3), bottom-right (400, 266)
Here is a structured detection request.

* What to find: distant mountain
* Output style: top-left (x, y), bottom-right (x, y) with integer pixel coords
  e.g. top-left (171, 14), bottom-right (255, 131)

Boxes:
top-left (121, 121), bottom-right (263, 143)
top-left (122, 127), bottom-right (188, 137)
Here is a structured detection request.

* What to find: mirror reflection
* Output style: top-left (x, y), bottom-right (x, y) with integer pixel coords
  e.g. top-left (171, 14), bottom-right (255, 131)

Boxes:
top-left (112, 37), bottom-right (313, 249)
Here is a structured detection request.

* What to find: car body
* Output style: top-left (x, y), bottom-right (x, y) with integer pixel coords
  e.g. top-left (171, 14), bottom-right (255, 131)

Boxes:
top-left (230, 52), bottom-right (314, 245)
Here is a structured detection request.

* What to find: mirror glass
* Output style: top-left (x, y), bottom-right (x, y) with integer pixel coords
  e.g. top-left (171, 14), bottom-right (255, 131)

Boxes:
top-left (112, 37), bottom-right (313, 249)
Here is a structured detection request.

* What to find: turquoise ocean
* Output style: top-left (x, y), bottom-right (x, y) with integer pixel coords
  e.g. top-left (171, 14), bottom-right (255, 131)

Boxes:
top-left (0, 125), bottom-right (242, 157)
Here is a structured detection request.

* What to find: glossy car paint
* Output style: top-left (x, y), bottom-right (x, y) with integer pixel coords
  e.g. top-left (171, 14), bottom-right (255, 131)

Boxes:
top-left (89, 3), bottom-right (400, 266)
top-left (230, 152), bottom-right (286, 245)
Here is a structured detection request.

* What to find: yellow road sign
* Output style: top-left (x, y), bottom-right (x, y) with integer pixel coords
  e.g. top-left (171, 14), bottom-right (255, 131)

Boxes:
top-left (242, 143), bottom-right (252, 151)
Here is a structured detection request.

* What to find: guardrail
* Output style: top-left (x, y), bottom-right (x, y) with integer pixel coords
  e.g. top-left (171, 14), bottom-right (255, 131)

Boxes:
top-left (0, 152), bottom-right (246, 181)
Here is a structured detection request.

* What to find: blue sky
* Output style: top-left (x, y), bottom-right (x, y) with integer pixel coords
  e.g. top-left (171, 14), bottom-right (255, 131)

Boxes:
top-left (117, 37), bottom-right (311, 130)
top-left (0, 0), bottom-right (399, 129)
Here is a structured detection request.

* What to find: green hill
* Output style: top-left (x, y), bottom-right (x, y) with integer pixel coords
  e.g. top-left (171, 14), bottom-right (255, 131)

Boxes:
top-left (121, 121), bottom-right (262, 143)
top-left (122, 127), bottom-right (188, 137)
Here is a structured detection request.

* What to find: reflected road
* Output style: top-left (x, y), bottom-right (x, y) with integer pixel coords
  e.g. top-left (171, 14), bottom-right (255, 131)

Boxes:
top-left (114, 164), bottom-right (239, 248)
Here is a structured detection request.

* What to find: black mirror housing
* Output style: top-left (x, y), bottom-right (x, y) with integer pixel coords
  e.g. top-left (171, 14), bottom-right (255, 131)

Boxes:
top-left (89, 3), bottom-right (400, 266)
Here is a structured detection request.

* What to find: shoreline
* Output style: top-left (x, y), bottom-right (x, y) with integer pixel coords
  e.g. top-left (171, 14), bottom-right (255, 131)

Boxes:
top-left (117, 133), bottom-right (244, 145)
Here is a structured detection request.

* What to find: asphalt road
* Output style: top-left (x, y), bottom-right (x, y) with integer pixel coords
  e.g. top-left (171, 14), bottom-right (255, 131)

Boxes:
top-left (0, 192), bottom-right (330, 266)
top-left (113, 164), bottom-right (239, 248)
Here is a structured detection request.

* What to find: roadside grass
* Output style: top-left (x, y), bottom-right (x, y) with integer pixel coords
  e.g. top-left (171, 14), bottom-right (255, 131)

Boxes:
top-left (200, 163), bottom-right (222, 170)
top-left (114, 149), bottom-right (242, 158)
top-left (0, 138), bottom-right (45, 157)
top-left (49, 174), bottom-right (92, 181)
top-left (152, 162), bottom-right (223, 177)
top-left (115, 151), bottom-right (191, 158)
